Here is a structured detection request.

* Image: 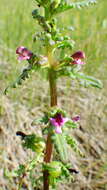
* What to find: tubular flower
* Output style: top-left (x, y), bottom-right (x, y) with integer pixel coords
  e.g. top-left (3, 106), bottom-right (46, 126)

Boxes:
top-left (50, 113), bottom-right (68, 134)
top-left (16, 46), bottom-right (33, 60)
top-left (71, 51), bottom-right (85, 65)
top-left (72, 115), bottom-right (80, 122)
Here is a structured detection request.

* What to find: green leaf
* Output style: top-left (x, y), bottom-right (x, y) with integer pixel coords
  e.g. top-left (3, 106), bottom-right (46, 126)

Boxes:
top-left (76, 73), bottom-right (103, 89)
top-left (4, 64), bottom-right (40, 94)
top-left (32, 10), bottom-right (51, 32)
top-left (22, 134), bottom-right (45, 152)
top-left (66, 135), bottom-right (84, 156)
top-left (53, 133), bottom-right (68, 162)
top-left (56, 39), bottom-right (75, 50)
top-left (32, 115), bottom-right (49, 125)
top-left (48, 107), bottom-right (67, 118)
top-left (53, 0), bottom-right (97, 15)
top-left (56, 67), bottom-right (76, 79)
top-left (66, 136), bottom-right (77, 150)
top-left (65, 120), bottom-right (79, 129)
top-left (14, 164), bottom-right (26, 177)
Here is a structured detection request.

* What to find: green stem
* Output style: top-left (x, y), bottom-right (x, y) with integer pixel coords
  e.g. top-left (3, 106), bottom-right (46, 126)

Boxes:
top-left (43, 69), bottom-right (57, 190)
top-left (45, 6), bottom-right (51, 20)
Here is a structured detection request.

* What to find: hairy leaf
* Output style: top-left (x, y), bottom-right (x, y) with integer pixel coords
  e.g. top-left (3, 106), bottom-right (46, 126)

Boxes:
top-left (22, 134), bottom-right (45, 152)
top-left (53, 133), bottom-right (68, 162)
top-left (53, 0), bottom-right (97, 15)
top-left (65, 120), bottom-right (79, 129)
top-left (4, 64), bottom-right (40, 94)
top-left (76, 73), bottom-right (103, 89)
top-left (56, 39), bottom-right (75, 50)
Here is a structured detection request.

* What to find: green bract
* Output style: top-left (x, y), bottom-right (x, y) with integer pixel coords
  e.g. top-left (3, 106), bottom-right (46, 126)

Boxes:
top-left (47, 161), bottom-right (62, 177)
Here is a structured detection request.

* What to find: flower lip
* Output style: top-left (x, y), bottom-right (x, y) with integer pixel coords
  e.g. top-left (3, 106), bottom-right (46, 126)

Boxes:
top-left (71, 51), bottom-right (85, 59)
top-left (55, 126), bottom-right (62, 134)
top-left (71, 59), bottom-right (85, 65)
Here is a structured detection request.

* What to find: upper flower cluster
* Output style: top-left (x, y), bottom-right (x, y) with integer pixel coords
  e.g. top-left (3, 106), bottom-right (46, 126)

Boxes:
top-left (16, 47), bottom-right (86, 70)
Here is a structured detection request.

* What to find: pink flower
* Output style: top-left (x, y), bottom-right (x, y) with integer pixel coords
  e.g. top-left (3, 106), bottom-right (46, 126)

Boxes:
top-left (72, 116), bottom-right (80, 122)
top-left (71, 51), bottom-right (85, 65)
top-left (50, 113), bottom-right (68, 134)
top-left (16, 46), bottom-right (33, 61)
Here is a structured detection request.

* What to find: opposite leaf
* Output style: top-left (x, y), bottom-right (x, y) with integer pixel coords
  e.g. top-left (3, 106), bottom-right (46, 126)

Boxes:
top-left (53, 0), bottom-right (97, 15)
top-left (76, 73), bottom-right (103, 89)
top-left (53, 133), bottom-right (68, 162)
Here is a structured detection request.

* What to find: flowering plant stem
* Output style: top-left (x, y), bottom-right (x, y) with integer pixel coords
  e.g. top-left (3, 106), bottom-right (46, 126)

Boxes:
top-left (43, 66), bottom-right (57, 190)
top-left (4, 1), bottom-right (102, 190)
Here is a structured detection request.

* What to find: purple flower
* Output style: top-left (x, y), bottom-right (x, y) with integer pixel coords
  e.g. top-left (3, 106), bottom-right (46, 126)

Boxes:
top-left (50, 113), bottom-right (68, 134)
top-left (71, 51), bottom-right (85, 65)
top-left (16, 46), bottom-right (33, 61)
top-left (72, 116), bottom-right (80, 122)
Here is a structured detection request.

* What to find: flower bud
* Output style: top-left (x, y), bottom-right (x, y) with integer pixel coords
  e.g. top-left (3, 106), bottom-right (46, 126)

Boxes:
top-left (71, 51), bottom-right (86, 65)
top-left (71, 51), bottom-right (85, 59)
top-left (72, 116), bottom-right (80, 122)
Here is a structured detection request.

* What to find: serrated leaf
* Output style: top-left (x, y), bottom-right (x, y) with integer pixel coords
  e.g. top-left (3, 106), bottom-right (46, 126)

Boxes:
top-left (53, 133), bottom-right (68, 162)
top-left (66, 135), bottom-right (84, 156)
top-left (76, 73), bottom-right (103, 89)
top-left (22, 133), bottom-right (45, 152)
top-left (65, 120), bottom-right (78, 129)
top-left (4, 64), bottom-right (40, 94)
top-left (32, 115), bottom-right (49, 125)
top-left (56, 67), bottom-right (76, 79)
top-left (14, 164), bottom-right (26, 177)
top-left (66, 136), bottom-right (77, 150)
top-left (56, 40), bottom-right (75, 49)
top-left (53, 0), bottom-right (97, 15)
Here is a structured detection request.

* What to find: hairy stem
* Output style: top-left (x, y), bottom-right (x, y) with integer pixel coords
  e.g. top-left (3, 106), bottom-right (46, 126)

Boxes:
top-left (43, 69), bottom-right (57, 190)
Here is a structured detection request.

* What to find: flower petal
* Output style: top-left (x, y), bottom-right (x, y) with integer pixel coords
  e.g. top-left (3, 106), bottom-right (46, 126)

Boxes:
top-left (16, 46), bottom-right (33, 61)
top-left (18, 55), bottom-right (30, 60)
top-left (16, 46), bottom-right (25, 54)
top-left (71, 59), bottom-right (85, 65)
top-left (62, 117), bottom-right (69, 125)
top-left (55, 126), bottom-right (62, 134)
top-left (50, 118), bottom-right (60, 127)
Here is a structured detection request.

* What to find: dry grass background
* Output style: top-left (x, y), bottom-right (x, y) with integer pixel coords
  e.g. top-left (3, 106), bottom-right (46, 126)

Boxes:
top-left (0, 75), bottom-right (107, 190)
top-left (0, 0), bottom-right (107, 189)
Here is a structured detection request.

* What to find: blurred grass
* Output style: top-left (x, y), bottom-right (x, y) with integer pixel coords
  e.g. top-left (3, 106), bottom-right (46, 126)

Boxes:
top-left (0, 0), bottom-right (107, 75)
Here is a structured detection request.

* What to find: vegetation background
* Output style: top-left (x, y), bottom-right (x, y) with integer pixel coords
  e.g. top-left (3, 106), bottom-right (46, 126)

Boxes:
top-left (0, 0), bottom-right (107, 189)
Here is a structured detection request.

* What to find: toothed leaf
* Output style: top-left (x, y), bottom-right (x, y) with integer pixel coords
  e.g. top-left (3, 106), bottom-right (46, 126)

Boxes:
top-left (4, 64), bottom-right (40, 94)
top-left (76, 73), bottom-right (103, 89)
top-left (53, 133), bottom-right (68, 162)
top-left (53, 0), bottom-right (97, 15)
